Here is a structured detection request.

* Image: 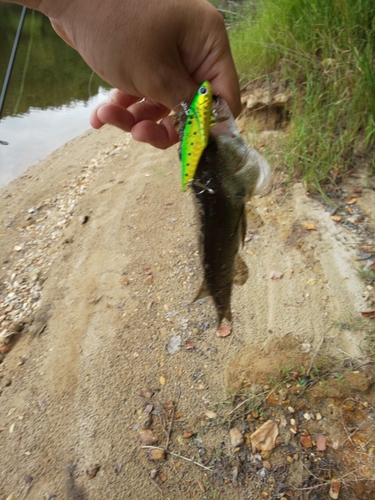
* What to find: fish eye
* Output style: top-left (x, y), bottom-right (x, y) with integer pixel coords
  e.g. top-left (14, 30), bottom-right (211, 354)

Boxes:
top-left (199, 86), bottom-right (208, 95)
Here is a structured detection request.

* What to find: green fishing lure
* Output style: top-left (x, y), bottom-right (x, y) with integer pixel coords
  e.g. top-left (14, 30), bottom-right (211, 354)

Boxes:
top-left (181, 81), bottom-right (213, 191)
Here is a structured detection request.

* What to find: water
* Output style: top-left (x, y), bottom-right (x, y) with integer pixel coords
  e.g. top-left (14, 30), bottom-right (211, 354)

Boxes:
top-left (0, 5), bottom-right (111, 188)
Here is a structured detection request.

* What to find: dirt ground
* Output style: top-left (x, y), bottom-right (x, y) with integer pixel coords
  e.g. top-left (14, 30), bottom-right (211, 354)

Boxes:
top-left (1, 108), bottom-right (375, 500)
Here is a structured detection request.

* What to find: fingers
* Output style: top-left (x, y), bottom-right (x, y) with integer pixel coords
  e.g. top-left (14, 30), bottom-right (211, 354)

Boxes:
top-left (131, 116), bottom-right (179, 149)
top-left (90, 90), bottom-right (140, 130)
top-left (209, 59), bottom-right (241, 118)
top-left (90, 90), bottom-right (179, 149)
top-left (90, 91), bottom-right (171, 133)
top-left (90, 103), bottom-right (135, 130)
top-left (189, 15), bottom-right (241, 117)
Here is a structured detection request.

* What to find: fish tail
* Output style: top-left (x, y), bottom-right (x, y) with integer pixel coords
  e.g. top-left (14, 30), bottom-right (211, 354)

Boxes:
top-left (193, 279), bottom-right (210, 303)
top-left (218, 308), bottom-right (232, 327)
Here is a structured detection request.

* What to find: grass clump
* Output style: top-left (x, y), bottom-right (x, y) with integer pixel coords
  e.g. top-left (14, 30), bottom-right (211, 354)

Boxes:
top-left (229, 0), bottom-right (375, 189)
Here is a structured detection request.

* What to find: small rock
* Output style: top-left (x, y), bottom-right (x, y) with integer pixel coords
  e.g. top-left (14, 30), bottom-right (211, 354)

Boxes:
top-left (86, 464), bottom-right (100, 479)
top-left (150, 469), bottom-right (158, 479)
top-left (217, 325), bottom-right (232, 337)
top-left (204, 409), bottom-right (217, 419)
top-left (148, 449), bottom-right (166, 461)
top-left (138, 388), bottom-right (154, 399)
top-left (159, 472), bottom-right (167, 483)
top-left (329, 479), bottom-right (341, 499)
top-left (168, 335), bottom-right (181, 354)
top-left (314, 434), bottom-right (327, 451)
top-left (9, 322), bottom-right (24, 333)
top-left (79, 215), bottom-right (89, 224)
top-left (138, 430), bottom-right (158, 445)
top-left (299, 343), bottom-right (311, 354)
top-left (24, 475), bottom-right (33, 484)
top-left (144, 404), bottom-right (153, 414)
top-left (229, 428), bottom-right (244, 448)
top-left (184, 340), bottom-right (195, 350)
top-left (182, 430), bottom-right (195, 439)
top-left (269, 270), bottom-right (283, 280)
top-left (300, 435), bottom-right (313, 448)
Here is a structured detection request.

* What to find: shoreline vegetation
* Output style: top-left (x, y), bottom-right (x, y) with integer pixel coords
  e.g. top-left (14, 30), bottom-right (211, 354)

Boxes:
top-left (218, 0), bottom-right (375, 191)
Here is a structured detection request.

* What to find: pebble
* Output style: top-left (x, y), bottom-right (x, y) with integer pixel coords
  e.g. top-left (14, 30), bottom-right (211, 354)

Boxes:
top-left (150, 469), bottom-right (158, 479)
top-left (9, 321), bottom-right (23, 333)
top-left (138, 430), bottom-right (158, 445)
top-left (0, 140), bottom-right (130, 358)
top-left (148, 449), bottom-right (166, 461)
top-left (229, 428), bottom-right (244, 448)
top-left (79, 215), bottom-right (89, 224)
top-left (139, 387), bottom-right (154, 399)
top-left (86, 464), bottom-right (100, 479)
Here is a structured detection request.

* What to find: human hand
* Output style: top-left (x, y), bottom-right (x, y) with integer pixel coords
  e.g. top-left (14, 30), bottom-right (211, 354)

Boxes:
top-left (38, 0), bottom-right (240, 149)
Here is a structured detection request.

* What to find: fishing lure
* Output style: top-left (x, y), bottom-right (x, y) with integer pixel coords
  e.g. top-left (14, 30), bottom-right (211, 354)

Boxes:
top-left (181, 81), bottom-right (214, 191)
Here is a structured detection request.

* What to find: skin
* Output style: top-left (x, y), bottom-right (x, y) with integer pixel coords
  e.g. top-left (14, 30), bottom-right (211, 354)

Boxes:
top-left (4, 0), bottom-right (241, 149)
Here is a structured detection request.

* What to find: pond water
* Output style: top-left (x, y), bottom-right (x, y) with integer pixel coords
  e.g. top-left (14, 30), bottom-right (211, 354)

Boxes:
top-left (0, 5), bottom-right (111, 188)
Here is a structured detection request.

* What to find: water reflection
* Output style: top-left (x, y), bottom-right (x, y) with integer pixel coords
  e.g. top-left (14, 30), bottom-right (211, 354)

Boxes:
top-left (0, 89), bottom-right (110, 188)
top-left (0, 4), bottom-right (111, 187)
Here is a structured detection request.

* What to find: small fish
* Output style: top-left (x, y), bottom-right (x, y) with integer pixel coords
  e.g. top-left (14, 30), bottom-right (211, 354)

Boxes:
top-left (180, 81), bottom-right (213, 191)
top-left (192, 97), bottom-right (270, 325)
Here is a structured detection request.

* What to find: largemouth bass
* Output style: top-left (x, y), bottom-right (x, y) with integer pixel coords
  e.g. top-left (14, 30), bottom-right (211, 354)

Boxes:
top-left (192, 96), bottom-right (270, 325)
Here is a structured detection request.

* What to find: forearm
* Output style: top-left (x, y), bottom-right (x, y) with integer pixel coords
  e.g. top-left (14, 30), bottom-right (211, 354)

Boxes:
top-left (1, 0), bottom-right (43, 10)
top-left (1, 0), bottom-right (71, 17)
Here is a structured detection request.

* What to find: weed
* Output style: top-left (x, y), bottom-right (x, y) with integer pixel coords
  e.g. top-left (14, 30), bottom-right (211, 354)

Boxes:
top-left (333, 372), bottom-right (345, 385)
top-left (229, 0), bottom-right (375, 190)
top-left (357, 265), bottom-right (375, 286)
top-left (320, 379), bottom-right (329, 395)
top-left (278, 365), bottom-right (293, 380)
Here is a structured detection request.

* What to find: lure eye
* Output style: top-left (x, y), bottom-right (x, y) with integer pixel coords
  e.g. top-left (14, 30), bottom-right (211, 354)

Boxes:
top-left (199, 86), bottom-right (208, 95)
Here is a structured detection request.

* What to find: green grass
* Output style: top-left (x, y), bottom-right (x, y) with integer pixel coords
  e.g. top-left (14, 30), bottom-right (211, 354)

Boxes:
top-left (357, 265), bottom-right (375, 286)
top-left (228, 0), bottom-right (375, 189)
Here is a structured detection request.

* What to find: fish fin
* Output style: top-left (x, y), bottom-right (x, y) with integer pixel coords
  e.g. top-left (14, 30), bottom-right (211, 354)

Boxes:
top-left (193, 280), bottom-right (210, 302)
top-left (233, 254), bottom-right (249, 286)
top-left (246, 205), bottom-right (265, 230)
